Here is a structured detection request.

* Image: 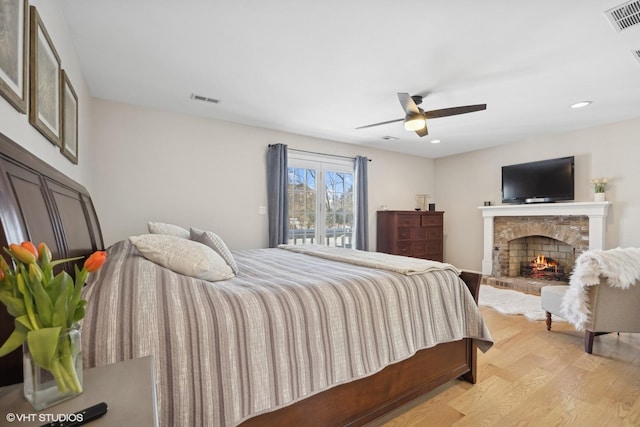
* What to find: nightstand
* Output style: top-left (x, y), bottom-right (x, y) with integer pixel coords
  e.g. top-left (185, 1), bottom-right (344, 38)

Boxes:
top-left (0, 356), bottom-right (158, 426)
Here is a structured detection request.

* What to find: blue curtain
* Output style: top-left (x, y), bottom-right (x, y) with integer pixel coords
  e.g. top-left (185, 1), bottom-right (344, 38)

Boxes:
top-left (354, 156), bottom-right (369, 251)
top-left (267, 144), bottom-right (288, 248)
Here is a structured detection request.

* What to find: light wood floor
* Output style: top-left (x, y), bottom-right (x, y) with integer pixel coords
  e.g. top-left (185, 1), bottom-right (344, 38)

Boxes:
top-left (368, 306), bottom-right (640, 427)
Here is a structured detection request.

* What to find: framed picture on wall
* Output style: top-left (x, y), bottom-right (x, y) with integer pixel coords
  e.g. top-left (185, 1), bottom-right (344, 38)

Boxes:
top-left (0, 0), bottom-right (28, 113)
top-left (61, 69), bottom-right (78, 164)
top-left (28, 5), bottom-right (62, 147)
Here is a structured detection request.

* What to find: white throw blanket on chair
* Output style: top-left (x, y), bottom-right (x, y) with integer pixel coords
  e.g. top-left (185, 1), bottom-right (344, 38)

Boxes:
top-left (561, 247), bottom-right (640, 330)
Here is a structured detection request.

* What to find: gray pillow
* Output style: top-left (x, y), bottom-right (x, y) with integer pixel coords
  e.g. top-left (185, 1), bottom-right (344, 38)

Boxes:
top-left (147, 222), bottom-right (190, 239)
top-left (129, 234), bottom-right (234, 281)
top-left (190, 228), bottom-right (239, 274)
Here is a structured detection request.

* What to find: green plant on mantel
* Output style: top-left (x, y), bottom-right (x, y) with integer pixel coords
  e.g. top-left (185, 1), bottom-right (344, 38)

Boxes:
top-left (591, 177), bottom-right (609, 193)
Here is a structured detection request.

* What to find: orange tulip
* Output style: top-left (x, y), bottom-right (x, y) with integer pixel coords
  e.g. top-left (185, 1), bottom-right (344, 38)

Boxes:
top-left (84, 251), bottom-right (107, 272)
top-left (37, 242), bottom-right (52, 264)
top-left (29, 263), bottom-right (43, 283)
top-left (9, 243), bottom-right (36, 264)
top-left (0, 269), bottom-right (4, 281)
top-left (0, 256), bottom-right (10, 274)
top-left (21, 242), bottom-right (38, 259)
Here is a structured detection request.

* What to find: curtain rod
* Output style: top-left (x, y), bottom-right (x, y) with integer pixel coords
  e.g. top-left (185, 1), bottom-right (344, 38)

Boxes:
top-left (268, 145), bottom-right (372, 162)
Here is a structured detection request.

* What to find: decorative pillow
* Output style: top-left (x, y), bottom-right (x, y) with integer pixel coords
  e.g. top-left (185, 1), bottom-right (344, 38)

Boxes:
top-left (147, 222), bottom-right (190, 239)
top-left (129, 234), bottom-right (234, 281)
top-left (190, 227), bottom-right (239, 274)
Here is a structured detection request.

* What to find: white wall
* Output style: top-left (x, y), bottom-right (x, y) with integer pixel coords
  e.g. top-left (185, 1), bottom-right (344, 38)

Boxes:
top-left (435, 117), bottom-right (640, 271)
top-left (0, 1), bottom-right (95, 190)
top-left (91, 99), bottom-right (435, 249)
top-left (7, 3), bottom-right (635, 261)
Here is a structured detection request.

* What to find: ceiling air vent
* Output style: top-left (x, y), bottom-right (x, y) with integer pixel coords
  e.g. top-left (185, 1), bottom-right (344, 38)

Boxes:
top-left (634, 49), bottom-right (640, 63)
top-left (190, 93), bottom-right (220, 104)
top-left (606, 0), bottom-right (640, 31)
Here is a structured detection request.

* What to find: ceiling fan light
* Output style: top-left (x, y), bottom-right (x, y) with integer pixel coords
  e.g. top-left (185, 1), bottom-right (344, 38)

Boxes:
top-left (404, 114), bottom-right (426, 131)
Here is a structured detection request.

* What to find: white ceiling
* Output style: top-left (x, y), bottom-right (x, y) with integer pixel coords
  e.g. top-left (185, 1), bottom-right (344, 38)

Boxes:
top-left (59, 0), bottom-right (640, 158)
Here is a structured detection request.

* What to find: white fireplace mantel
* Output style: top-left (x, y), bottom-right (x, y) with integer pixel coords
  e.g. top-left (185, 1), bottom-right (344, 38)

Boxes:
top-left (478, 201), bottom-right (612, 275)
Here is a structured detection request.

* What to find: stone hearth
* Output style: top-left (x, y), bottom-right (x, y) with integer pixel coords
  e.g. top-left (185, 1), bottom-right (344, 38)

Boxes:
top-left (484, 277), bottom-right (558, 295)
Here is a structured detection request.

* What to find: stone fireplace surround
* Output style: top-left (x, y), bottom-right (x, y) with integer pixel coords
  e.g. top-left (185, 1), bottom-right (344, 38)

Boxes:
top-left (498, 216), bottom-right (588, 279)
top-left (479, 202), bottom-right (611, 280)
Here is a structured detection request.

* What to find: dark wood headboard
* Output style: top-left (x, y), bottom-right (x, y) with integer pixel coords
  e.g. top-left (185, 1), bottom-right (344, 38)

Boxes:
top-left (0, 131), bottom-right (104, 386)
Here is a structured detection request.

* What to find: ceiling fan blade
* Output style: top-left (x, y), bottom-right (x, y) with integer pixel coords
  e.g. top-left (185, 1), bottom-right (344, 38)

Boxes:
top-left (415, 124), bottom-right (429, 137)
top-left (355, 118), bottom-right (403, 130)
top-left (424, 104), bottom-right (487, 119)
top-left (397, 93), bottom-right (420, 115)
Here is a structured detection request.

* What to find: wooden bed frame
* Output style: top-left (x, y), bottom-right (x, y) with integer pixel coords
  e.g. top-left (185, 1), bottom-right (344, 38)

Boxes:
top-left (0, 131), bottom-right (481, 426)
top-left (0, 132), bottom-right (103, 386)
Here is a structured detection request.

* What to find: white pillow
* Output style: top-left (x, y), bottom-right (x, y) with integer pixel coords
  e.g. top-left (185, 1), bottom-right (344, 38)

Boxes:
top-left (191, 227), bottom-right (239, 274)
top-left (147, 222), bottom-right (190, 239)
top-left (129, 234), bottom-right (234, 281)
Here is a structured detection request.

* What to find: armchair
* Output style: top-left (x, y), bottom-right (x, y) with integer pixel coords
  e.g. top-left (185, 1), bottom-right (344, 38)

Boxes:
top-left (541, 280), bottom-right (640, 353)
top-left (541, 247), bottom-right (640, 354)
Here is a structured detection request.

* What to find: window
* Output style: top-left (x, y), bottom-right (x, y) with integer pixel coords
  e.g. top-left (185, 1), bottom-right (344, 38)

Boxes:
top-left (288, 153), bottom-right (354, 248)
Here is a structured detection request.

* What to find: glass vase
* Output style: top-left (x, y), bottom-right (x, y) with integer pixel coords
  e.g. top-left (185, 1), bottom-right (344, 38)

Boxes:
top-left (23, 325), bottom-right (83, 410)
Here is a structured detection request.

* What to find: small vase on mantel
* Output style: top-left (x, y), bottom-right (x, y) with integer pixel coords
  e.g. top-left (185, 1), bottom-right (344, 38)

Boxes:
top-left (594, 192), bottom-right (606, 202)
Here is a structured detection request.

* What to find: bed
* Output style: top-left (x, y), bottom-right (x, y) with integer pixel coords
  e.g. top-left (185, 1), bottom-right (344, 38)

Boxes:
top-left (0, 131), bottom-right (492, 426)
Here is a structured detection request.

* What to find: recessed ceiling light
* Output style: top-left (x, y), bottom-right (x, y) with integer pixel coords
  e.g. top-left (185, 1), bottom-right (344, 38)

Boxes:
top-left (381, 136), bottom-right (399, 141)
top-left (430, 139), bottom-right (441, 144)
top-left (570, 101), bottom-right (592, 109)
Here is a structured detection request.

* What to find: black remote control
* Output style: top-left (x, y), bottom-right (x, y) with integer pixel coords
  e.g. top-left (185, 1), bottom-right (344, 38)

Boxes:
top-left (40, 402), bottom-right (108, 427)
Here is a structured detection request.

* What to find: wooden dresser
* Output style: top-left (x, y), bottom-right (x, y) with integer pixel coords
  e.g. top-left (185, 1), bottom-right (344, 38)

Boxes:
top-left (376, 210), bottom-right (444, 262)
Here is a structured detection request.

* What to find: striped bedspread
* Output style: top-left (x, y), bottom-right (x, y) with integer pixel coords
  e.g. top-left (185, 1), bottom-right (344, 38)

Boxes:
top-left (82, 240), bottom-right (493, 426)
top-left (278, 243), bottom-right (461, 275)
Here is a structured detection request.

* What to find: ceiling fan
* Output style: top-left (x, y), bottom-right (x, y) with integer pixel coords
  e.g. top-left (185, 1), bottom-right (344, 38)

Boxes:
top-left (356, 93), bottom-right (487, 137)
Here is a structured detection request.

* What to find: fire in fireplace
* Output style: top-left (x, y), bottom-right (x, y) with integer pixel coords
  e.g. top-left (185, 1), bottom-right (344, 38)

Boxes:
top-left (520, 255), bottom-right (567, 281)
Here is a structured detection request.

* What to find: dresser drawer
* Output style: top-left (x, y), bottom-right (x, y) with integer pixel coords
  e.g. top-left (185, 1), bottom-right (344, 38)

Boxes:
top-left (397, 215), bottom-right (421, 227)
top-left (395, 242), bottom-right (426, 257)
top-left (411, 242), bottom-right (427, 256)
top-left (396, 227), bottom-right (426, 241)
top-left (427, 252), bottom-right (444, 262)
top-left (412, 227), bottom-right (427, 240)
top-left (426, 227), bottom-right (442, 240)
top-left (421, 215), bottom-right (443, 227)
top-left (427, 244), bottom-right (442, 255)
top-left (397, 227), bottom-right (412, 240)
top-left (396, 242), bottom-right (411, 256)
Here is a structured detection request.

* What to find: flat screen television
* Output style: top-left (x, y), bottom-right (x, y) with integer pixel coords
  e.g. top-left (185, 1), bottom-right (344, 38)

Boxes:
top-left (501, 156), bottom-right (574, 204)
